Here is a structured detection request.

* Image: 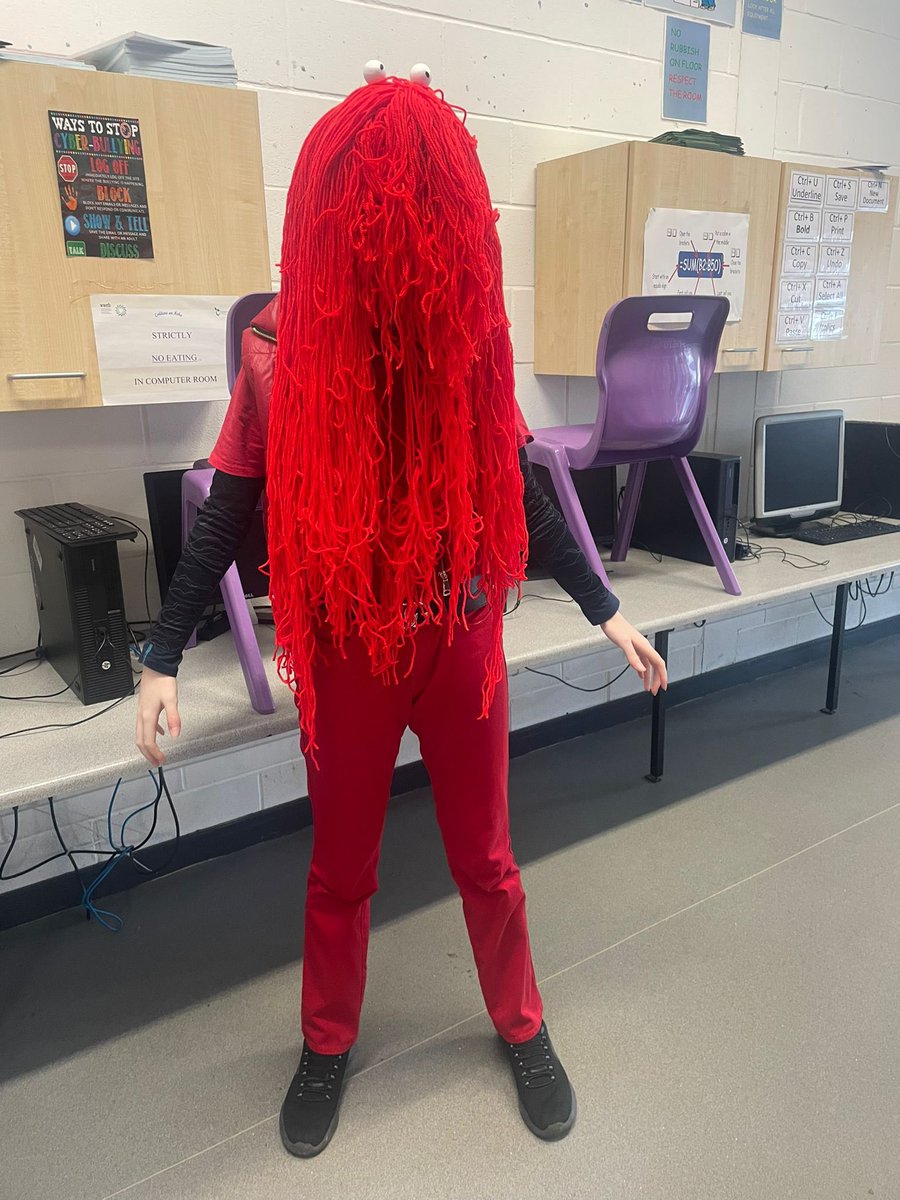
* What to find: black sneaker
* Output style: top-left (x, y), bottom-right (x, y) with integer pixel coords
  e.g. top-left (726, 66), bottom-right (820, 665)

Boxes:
top-left (503, 1021), bottom-right (576, 1141)
top-left (279, 1042), bottom-right (352, 1158)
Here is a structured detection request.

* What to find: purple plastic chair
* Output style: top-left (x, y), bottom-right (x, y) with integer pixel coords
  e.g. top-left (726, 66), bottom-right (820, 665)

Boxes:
top-left (226, 292), bottom-right (276, 391)
top-left (527, 295), bottom-right (741, 597)
top-left (181, 293), bottom-right (278, 714)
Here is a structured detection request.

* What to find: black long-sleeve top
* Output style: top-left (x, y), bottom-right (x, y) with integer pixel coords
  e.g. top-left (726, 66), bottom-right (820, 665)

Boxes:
top-left (139, 449), bottom-right (619, 676)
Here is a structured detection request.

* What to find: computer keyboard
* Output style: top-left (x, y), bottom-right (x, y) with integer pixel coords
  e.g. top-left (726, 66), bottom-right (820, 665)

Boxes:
top-left (15, 502), bottom-right (138, 545)
top-left (791, 519), bottom-right (900, 546)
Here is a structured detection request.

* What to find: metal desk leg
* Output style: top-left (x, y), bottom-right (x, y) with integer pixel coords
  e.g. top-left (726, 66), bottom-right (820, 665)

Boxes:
top-left (647, 629), bottom-right (671, 783)
top-left (822, 582), bottom-right (849, 715)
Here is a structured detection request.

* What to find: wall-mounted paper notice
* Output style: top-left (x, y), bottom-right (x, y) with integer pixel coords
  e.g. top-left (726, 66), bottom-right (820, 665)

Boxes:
top-left (776, 310), bottom-right (812, 343)
top-left (642, 207), bottom-right (749, 322)
top-left (789, 171), bottom-right (824, 206)
top-left (814, 276), bottom-right (848, 307)
top-left (818, 243), bottom-right (852, 275)
top-left (649, 0), bottom-right (737, 28)
top-left (779, 278), bottom-right (814, 310)
top-left (782, 242), bottom-right (817, 276)
top-left (821, 209), bottom-right (854, 243)
top-left (662, 17), bottom-right (711, 123)
top-left (785, 207), bottom-right (822, 242)
top-left (857, 177), bottom-right (891, 212)
top-left (91, 294), bottom-right (236, 405)
top-left (742, 0), bottom-right (782, 40)
top-left (824, 175), bottom-right (859, 209)
top-left (811, 308), bottom-right (845, 341)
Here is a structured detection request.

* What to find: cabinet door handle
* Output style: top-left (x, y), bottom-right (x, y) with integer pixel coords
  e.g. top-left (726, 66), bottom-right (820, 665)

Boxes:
top-left (7, 371), bottom-right (87, 380)
top-left (781, 347), bottom-right (813, 354)
top-left (722, 347), bottom-right (759, 354)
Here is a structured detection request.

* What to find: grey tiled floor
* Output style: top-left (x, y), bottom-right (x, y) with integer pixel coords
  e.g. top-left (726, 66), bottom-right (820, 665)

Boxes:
top-left (2, 635), bottom-right (899, 1200)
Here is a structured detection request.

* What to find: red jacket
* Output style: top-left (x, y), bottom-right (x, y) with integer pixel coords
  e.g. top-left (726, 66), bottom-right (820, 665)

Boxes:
top-left (208, 295), bottom-right (279, 478)
top-left (208, 294), bottom-right (531, 479)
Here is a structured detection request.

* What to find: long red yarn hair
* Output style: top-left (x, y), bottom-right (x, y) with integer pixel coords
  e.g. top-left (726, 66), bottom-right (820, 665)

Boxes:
top-left (265, 78), bottom-right (527, 751)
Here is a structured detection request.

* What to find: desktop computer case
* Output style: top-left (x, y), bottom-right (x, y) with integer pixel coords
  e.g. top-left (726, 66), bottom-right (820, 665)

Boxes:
top-left (20, 522), bottom-right (134, 705)
top-left (531, 463), bottom-right (619, 546)
top-left (632, 452), bottom-right (741, 566)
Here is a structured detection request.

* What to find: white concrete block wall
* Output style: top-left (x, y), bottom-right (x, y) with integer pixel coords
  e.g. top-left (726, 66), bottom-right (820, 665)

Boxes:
top-left (2, 0), bottom-right (900, 897)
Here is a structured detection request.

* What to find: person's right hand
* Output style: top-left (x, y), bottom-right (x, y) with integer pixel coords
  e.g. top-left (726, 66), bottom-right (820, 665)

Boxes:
top-left (135, 666), bottom-right (181, 767)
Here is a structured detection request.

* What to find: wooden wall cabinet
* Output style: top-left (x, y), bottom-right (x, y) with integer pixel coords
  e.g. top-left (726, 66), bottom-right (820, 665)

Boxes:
top-left (535, 140), bottom-right (781, 376)
top-left (764, 161), bottom-right (896, 371)
top-left (0, 63), bottom-right (271, 412)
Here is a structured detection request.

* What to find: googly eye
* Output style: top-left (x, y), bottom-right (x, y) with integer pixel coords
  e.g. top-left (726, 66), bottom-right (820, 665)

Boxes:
top-left (409, 63), bottom-right (432, 87)
top-left (363, 60), bottom-right (387, 84)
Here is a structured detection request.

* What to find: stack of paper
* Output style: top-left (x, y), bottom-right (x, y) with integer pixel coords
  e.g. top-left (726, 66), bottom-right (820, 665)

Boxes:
top-left (79, 32), bottom-right (237, 87)
top-left (0, 44), bottom-right (96, 71)
top-left (650, 129), bottom-right (745, 157)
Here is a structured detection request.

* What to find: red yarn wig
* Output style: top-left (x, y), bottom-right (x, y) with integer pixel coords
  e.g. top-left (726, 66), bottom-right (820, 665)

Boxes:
top-left (266, 78), bottom-right (527, 750)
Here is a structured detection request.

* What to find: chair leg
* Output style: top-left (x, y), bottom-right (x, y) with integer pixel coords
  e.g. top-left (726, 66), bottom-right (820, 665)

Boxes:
top-left (219, 564), bottom-right (277, 714)
top-left (611, 462), bottom-right (647, 562)
top-left (672, 457), bottom-right (742, 597)
top-left (544, 452), bottom-right (613, 589)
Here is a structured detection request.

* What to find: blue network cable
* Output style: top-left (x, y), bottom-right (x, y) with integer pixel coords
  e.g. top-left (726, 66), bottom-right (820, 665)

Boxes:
top-left (81, 767), bottom-right (177, 931)
top-left (81, 849), bottom-right (130, 932)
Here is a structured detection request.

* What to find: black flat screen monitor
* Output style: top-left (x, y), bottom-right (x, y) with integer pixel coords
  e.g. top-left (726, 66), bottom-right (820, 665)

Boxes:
top-left (754, 410), bottom-right (844, 525)
top-left (143, 469), bottom-right (269, 604)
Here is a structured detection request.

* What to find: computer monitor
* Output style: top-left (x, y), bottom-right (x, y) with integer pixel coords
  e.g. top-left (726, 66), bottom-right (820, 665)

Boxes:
top-left (843, 421), bottom-right (900, 519)
top-left (753, 410), bottom-right (845, 532)
top-left (143, 469), bottom-right (269, 604)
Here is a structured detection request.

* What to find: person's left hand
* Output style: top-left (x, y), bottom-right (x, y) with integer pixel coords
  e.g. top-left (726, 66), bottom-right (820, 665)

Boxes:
top-left (600, 612), bottom-right (668, 695)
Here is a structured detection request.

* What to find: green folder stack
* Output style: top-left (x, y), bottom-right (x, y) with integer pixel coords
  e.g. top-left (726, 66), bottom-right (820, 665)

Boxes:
top-left (649, 129), bottom-right (745, 156)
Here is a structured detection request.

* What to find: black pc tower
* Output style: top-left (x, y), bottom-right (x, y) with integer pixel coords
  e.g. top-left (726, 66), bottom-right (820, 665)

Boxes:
top-left (632, 452), bottom-right (741, 566)
top-left (15, 504), bottom-right (138, 705)
top-left (842, 421), bottom-right (900, 519)
top-left (531, 463), bottom-right (619, 549)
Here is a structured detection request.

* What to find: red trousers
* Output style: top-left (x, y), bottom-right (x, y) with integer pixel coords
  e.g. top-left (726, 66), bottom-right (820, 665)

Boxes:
top-left (300, 609), bottom-right (543, 1054)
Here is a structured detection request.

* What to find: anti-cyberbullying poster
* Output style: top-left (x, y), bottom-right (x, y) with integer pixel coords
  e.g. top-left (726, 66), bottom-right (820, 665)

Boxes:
top-left (48, 110), bottom-right (154, 260)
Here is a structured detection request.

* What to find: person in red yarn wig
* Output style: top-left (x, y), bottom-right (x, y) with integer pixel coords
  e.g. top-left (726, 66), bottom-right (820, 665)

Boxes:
top-left (135, 65), bottom-right (666, 1159)
top-left (266, 76), bottom-right (529, 754)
